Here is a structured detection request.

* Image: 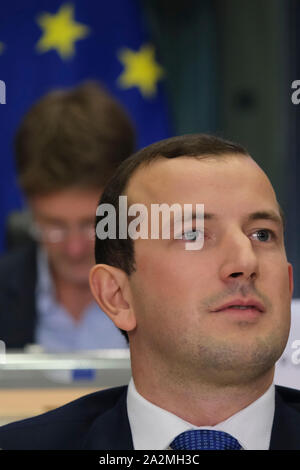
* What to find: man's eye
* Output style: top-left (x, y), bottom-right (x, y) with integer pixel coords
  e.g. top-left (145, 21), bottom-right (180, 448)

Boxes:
top-left (182, 230), bottom-right (204, 242)
top-left (252, 229), bottom-right (274, 242)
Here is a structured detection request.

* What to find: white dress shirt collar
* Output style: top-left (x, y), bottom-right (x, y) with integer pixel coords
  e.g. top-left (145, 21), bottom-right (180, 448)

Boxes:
top-left (127, 378), bottom-right (275, 450)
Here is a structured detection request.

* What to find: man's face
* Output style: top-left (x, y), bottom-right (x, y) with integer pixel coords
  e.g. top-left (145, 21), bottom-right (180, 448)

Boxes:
top-left (126, 155), bottom-right (293, 385)
top-left (30, 188), bottom-right (101, 285)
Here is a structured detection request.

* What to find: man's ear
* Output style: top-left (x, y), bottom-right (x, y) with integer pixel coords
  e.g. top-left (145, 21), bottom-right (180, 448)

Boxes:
top-left (89, 264), bottom-right (136, 333)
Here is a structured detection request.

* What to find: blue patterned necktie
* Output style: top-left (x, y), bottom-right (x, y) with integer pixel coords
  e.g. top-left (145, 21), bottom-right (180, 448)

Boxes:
top-left (170, 429), bottom-right (242, 450)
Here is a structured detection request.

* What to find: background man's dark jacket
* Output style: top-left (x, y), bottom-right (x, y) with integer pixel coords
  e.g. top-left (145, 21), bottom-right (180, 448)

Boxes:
top-left (0, 243), bottom-right (37, 348)
top-left (0, 385), bottom-right (300, 449)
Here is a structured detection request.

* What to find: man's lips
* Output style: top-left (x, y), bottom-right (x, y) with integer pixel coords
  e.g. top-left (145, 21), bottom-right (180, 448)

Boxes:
top-left (211, 299), bottom-right (265, 313)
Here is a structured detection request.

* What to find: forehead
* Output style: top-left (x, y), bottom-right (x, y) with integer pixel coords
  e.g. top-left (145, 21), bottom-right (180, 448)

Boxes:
top-left (29, 188), bottom-right (101, 221)
top-left (126, 155), bottom-right (280, 219)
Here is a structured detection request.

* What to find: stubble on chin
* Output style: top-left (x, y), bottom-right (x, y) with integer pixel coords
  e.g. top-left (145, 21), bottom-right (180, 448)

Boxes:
top-left (188, 329), bottom-right (288, 386)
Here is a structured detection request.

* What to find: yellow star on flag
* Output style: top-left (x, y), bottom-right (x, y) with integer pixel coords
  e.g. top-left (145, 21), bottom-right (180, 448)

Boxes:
top-left (36, 3), bottom-right (90, 60)
top-left (118, 44), bottom-right (164, 98)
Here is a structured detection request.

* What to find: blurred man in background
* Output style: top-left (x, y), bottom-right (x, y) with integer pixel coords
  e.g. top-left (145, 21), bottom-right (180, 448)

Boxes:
top-left (0, 81), bottom-right (135, 351)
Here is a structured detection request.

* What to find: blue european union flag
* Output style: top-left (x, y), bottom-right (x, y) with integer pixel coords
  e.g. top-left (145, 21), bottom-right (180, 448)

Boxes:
top-left (0, 0), bottom-right (171, 251)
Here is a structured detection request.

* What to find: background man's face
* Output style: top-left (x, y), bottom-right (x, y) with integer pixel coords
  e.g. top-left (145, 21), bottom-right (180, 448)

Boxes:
top-left (30, 188), bottom-right (101, 285)
top-left (127, 155), bottom-right (293, 385)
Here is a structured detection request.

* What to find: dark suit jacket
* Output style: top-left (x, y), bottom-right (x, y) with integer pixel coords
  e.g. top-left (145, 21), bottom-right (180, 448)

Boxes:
top-left (0, 385), bottom-right (299, 449)
top-left (0, 243), bottom-right (37, 349)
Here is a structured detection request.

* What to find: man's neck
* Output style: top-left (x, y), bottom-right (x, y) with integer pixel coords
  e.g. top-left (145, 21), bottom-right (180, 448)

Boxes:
top-left (53, 275), bottom-right (93, 323)
top-left (132, 363), bottom-right (274, 427)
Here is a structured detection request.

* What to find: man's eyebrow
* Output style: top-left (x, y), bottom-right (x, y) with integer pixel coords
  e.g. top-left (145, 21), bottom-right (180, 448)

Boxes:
top-left (35, 214), bottom-right (63, 224)
top-left (173, 210), bottom-right (283, 226)
top-left (172, 211), bottom-right (216, 224)
top-left (246, 210), bottom-right (283, 227)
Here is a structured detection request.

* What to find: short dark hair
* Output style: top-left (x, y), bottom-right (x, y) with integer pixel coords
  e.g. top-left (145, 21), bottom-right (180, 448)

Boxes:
top-left (15, 81), bottom-right (136, 196)
top-left (95, 133), bottom-right (249, 273)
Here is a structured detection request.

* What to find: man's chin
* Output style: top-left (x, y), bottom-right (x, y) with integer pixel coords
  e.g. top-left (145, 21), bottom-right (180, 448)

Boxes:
top-left (55, 264), bottom-right (92, 286)
top-left (196, 333), bottom-right (286, 385)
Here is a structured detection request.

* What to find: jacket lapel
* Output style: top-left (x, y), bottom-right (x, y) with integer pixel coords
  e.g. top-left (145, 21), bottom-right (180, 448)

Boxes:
top-left (270, 387), bottom-right (300, 449)
top-left (2, 243), bottom-right (37, 348)
top-left (82, 387), bottom-right (134, 450)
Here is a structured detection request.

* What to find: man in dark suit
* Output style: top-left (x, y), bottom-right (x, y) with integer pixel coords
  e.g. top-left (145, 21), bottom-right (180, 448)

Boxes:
top-left (0, 134), bottom-right (299, 450)
top-left (0, 81), bottom-right (134, 351)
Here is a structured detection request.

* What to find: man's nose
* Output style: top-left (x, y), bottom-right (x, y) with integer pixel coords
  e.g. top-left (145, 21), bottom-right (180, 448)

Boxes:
top-left (219, 230), bottom-right (259, 283)
top-left (64, 231), bottom-right (91, 258)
